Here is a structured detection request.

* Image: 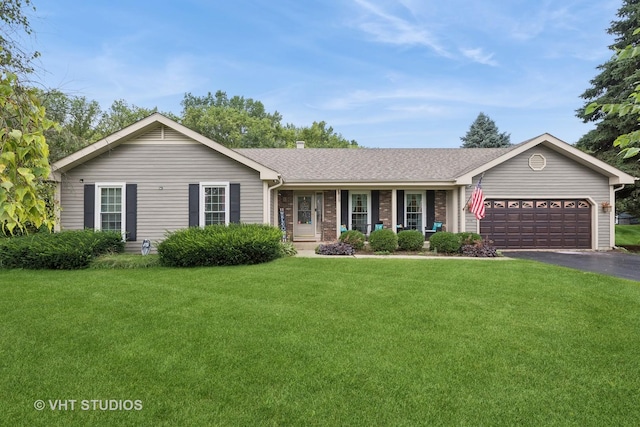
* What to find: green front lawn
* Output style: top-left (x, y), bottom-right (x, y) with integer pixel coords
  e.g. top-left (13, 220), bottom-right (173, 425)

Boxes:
top-left (616, 224), bottom-right (640, 246)
top-left (1, 258), bottom-right (639, 426)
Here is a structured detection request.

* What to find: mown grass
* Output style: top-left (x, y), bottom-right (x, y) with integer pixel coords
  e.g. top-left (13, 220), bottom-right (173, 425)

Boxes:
top-left (1, 258), bottom-right (639, 426)
top-left (90, 253), bottom-right (161, 269)
top-left (616, 224), bottom-right (640, 246)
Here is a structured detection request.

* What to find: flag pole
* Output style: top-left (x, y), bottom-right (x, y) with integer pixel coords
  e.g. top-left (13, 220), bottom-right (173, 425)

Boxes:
top-left (462, 173), bottom-right (484, 211)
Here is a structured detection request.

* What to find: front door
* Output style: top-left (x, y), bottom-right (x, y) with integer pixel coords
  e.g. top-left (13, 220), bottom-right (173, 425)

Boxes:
top-left (294, 194), bottom-right (315, 240)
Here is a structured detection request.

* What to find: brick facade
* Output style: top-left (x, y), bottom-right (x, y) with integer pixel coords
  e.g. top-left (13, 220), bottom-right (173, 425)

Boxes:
top-left (379, 190), bottom-right (392, 229)
top-left (321, 190), bottom-right (337, 241)
top-left (435, 190), bottom-right (447, 230)
top-left (277, 190), bottom-right (294, 242)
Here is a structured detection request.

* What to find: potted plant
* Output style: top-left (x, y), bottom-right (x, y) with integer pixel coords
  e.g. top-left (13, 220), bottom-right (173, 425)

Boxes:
top-left (601, 201), bottom-right (612, 213)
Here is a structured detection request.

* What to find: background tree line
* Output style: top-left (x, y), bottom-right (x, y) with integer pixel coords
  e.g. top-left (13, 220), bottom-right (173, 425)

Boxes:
top-left (42, 89), bottom-right (358, 163)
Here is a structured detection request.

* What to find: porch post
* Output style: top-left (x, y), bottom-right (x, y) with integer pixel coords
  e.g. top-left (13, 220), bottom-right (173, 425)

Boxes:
top-left (456, 186), bottom-right (464, 233)
top-left (264, 182), bottom-right (271, 224)
top-left (391, 189), bottom-right (397, 233)
top-left (336, 189), bottom-right (341, 238)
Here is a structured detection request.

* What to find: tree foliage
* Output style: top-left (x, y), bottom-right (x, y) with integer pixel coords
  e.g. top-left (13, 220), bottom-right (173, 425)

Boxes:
top-left (0, 72), bottom-right (56, 234)
top-left (576, 0), bottom-right (640, 216)
top-left (40, 92), bottom-right (160, 162)
top-left (584, 28), bottom-right (640, 159)
top-left (0, 1), bottom-right (58, 234)
top-left (0, 0), bottom-right (38, 75)
top-left (292, 121), bottom-right (358, 148)
top-left (181, 91), bottom-right (288, 148)
top-left (180, 90), bottom-right (358, 149)
top-left (460, 112), bottom-right (511, 148)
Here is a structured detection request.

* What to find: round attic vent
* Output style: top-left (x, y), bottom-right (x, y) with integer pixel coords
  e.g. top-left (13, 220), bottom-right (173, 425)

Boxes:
top-left (529, 153), bottom-right (546, 171)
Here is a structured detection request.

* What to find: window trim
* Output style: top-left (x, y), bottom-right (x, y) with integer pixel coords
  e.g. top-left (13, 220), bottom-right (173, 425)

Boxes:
top-left (348, 191), bottom-right (371, 234)
top-left (405, 192), bottom-right (426, 231)
top-left (94, 182), bottom-right (126, 238)
top-left (199, 182), bottom-right (230, 227)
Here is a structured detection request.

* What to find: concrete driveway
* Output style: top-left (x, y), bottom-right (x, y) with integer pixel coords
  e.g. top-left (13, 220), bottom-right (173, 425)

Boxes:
top-left (503, 250), bottom-right (640, 282)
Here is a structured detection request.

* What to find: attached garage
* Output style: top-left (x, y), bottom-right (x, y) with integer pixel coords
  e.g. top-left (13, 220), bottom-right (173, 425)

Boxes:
top-left (480, 199), bottom-right (592, 249)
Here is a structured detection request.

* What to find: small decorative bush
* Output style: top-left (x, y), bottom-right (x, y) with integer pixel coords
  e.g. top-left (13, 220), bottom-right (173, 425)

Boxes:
top-left (461, 239), bottom-right (499, 257)
top-left (280, 242), bottom-right (298, 257)
top-left (157, 223), bottom-right (283, 267)
top-left (368, 229), bottom-right (398, 253)
top-left (0, 229), bottom-right (124, 269)
top-left (339, 229), bottom-right (366, 250)
top-left (429, 231), bottom-right (461, 254)
top-left (457, 232), bottom-right (482, 246)
top-left (397, 230), bottom-right (425, 251)
top-left (315, 242), bottom-right (355, 255)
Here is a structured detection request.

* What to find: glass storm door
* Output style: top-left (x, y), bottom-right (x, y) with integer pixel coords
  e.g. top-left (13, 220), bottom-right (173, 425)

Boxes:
top-left (294, 194), bottom-right (315, 238)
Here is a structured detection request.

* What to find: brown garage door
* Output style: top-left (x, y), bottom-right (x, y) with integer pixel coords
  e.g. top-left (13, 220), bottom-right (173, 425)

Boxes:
top-left (480, 199), bottom-right (592, 249)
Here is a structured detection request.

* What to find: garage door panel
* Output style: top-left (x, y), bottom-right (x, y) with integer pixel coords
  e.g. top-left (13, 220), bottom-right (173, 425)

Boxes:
top-left (481, 199), bottom-right (591, 249)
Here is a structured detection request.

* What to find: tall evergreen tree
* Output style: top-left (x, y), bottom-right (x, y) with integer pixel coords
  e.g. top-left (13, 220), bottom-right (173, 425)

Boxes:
top-left (460, 112), bottom-right (511, 148)
top-left (576, 0), bottom-right (640, 215)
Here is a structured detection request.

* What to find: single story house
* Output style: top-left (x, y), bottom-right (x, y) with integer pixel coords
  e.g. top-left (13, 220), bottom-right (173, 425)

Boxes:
top-left (50, 113), bottom-right (637, 251)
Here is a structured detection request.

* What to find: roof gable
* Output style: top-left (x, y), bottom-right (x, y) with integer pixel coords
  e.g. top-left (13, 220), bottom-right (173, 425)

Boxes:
top-left (50, 113), bottom-right (280, 181)
top-left (455, 133), bottom-right (637, 185)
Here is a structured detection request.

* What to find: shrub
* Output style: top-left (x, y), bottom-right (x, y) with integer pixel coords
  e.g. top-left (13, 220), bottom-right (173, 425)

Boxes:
top-left (339, 229), bottom-right (366, 250)
top-left (315, 242), bottom-right (355, 255)
top-left (0, 230), bottom-right (124, 269)
top-left (280, 242), bottom-right (298, 257)
top-left (461, 239), bottom-right (499, 257)
top-left (157, 223), bottom-right (283, 267)
top-left (368, 229), bottom-right (398, 253)
top-left (397, 230), bottom-right (425, 251)
top-left (457, 232), bottom-right (482, 246)
top-left (429, 231), bottom-right (461, 254)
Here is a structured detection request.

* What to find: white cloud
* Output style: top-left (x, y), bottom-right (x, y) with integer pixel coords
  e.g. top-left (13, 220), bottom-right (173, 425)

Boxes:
top-left (350, 0), bottom-right (450, 57)
top-left (460, 48), bottom-right (498, 66)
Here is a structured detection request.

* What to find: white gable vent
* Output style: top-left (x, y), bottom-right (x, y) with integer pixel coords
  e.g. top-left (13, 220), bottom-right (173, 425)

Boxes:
top-left (528, 153), bottom-right (546, 171)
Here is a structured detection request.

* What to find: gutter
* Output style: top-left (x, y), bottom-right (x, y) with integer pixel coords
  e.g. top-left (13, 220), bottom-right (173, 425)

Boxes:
top-left (266, 175), bottom-right (284, 225)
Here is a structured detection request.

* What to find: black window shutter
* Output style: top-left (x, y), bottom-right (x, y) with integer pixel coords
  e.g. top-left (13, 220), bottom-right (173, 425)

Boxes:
top-left (188, 184), bottom-right (199, 227)
top-left (230, 183), bottom-right (241, 223)
top-left (371, 190), bottom-right (380, 225)
top-left (84, 184), bottom-right (95, 229)
top-left (125, 184), bottom-right (137, 241)
top-left (341, 190), bottom-right (349, 228)
top-left (396, 190), bottom-right (405, 227)
top-left (426, 190), bottom-right (436, 230)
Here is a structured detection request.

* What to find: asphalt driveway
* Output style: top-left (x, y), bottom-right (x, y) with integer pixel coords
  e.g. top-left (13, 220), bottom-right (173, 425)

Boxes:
top-left (503, 251), bottom-right (640, 282)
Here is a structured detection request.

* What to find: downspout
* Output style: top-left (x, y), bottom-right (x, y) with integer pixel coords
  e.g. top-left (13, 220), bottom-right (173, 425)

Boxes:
top-left (267, 175), bottom-right (284, 226)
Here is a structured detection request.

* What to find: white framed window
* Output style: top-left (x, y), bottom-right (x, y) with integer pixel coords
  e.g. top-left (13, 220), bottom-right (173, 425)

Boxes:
top-left (405, 192), bottom-right (425, 231)
top-left (349, 191), bottom-right (370, 234)
top-left (95, 183), bottom-right (126, 237)
top-left (200, 182), bottom-right (230, 226)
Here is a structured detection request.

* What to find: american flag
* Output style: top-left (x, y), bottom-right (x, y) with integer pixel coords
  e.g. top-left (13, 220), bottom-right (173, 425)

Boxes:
top-left (470, 180), bottom-right (485, 220)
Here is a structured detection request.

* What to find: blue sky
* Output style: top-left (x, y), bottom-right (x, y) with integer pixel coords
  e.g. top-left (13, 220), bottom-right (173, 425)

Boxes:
top-left (31, 0), bottom-right (620, 148)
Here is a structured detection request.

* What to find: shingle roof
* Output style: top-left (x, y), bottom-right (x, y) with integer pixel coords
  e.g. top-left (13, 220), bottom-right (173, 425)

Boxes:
top-left (235, 146), bottom-right (518, 182)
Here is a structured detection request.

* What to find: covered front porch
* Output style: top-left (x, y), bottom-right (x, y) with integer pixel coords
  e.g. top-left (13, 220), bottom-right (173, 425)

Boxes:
top-left (275, 188), bottom-right (463, 243)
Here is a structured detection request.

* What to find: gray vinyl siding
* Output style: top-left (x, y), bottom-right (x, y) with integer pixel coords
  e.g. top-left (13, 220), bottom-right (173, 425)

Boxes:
top-left (59, 126), bottom-right (264, 251)
top-left (464, 145), bottom-right (611, 248)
